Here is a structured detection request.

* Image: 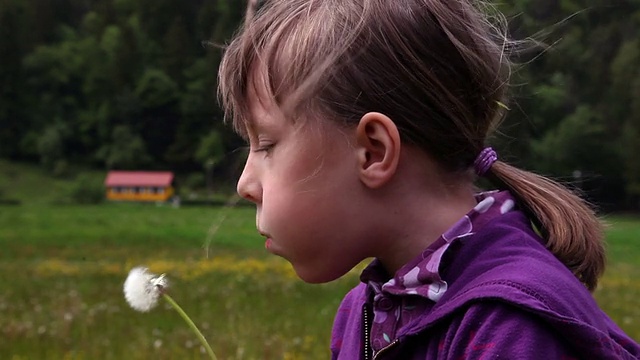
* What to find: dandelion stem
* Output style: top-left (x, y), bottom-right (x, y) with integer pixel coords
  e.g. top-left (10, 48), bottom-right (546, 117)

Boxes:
top-left (162, 293), bottom-right (217, 360)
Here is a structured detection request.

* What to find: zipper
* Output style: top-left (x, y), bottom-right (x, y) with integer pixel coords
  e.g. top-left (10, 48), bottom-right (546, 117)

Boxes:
top-left (362, 303), bottom-right (372, 360)
top-left (372, 339), bottom-right (400, 360)
top-left (363, 302), bottom-right (401, 360)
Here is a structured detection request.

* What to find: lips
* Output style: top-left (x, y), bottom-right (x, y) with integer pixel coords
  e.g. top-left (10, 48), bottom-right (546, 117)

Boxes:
top-left (259, 230), bottom-right (273, 250)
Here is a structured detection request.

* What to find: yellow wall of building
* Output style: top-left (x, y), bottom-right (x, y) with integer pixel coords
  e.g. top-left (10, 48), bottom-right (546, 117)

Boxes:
top-left (106, 187), bottom-right (174, 202)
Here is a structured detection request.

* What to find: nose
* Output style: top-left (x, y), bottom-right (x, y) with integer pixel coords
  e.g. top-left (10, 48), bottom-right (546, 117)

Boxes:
top-left (236, 157), bottom-right (262, 204)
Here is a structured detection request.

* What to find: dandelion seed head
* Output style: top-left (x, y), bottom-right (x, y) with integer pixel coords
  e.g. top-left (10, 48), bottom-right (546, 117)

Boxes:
top-left (154, 339), bottom-right (163, 349)
top-left (123, 266), bottom-right (168, 312)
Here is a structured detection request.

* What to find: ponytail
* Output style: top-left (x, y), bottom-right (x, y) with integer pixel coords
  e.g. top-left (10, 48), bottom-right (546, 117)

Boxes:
top-left (487, 161), bottom-right (606, 291)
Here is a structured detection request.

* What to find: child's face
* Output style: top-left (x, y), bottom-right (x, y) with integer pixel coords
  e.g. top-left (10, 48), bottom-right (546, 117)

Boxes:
top-left (236, 84), bottom-right (371, 283)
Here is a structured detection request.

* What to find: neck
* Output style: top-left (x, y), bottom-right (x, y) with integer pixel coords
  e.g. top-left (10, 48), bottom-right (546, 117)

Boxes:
top-left (365, 150), bottom-right (477, 276)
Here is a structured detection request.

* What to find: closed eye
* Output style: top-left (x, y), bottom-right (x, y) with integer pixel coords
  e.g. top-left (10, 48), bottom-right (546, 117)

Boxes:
top-left (253, 143), bottom-right (275, 154)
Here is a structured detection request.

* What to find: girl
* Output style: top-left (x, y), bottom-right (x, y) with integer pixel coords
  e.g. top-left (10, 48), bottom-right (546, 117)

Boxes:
top-left (218, 0), bottom-right (640, 358)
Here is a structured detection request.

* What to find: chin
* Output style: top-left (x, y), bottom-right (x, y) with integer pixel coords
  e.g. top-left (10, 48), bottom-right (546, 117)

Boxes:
top-left (292, 264), bottom-right (346, 284)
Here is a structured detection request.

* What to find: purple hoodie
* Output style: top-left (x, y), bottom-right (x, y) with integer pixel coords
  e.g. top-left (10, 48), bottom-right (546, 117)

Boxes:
top-left (331, 191), bottom-right (640, 359)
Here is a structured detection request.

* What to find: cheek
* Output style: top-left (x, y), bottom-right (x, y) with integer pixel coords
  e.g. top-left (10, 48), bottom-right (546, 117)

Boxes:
top-left (258, 131), bottom-right (360, 237)
top-left (259, 180), bottom-right (331, 252)
top-left (260, 188), bottom-right (318, 229)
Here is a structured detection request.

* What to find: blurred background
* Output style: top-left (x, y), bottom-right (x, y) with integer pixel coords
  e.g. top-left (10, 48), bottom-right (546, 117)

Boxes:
top-left (0, 0), bottom-right (638, 359)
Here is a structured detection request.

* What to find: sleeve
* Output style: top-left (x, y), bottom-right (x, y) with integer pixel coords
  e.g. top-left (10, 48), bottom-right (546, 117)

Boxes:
top-left (437, 300), bottom-right (579, 359)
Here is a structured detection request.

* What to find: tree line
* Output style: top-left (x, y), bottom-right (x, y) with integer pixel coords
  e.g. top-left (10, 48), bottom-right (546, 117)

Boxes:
top-left (0, 0), bottom-right (639, 210)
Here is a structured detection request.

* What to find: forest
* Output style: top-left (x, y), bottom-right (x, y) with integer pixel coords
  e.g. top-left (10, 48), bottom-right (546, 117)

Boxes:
top-left (1, 0), bottom-right (639, 210)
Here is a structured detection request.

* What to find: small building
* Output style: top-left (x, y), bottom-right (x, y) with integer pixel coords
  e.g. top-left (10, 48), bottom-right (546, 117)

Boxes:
top-left (104, 171), bottom-right (175, 202)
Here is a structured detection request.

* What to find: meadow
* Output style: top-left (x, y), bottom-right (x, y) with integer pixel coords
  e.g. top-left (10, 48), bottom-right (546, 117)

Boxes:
top-left (0, 203), bottom-right (362, 359)
top-left (0, 161), bottom-right (639, 359)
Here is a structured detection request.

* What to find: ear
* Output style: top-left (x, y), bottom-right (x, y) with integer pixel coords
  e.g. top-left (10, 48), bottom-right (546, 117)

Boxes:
top-left (355, 112), bottom-right (401, 189)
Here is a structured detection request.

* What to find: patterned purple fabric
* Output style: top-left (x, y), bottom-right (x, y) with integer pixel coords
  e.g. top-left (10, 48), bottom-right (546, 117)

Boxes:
top-left (331, 191), bottom-right (640, 359)
top-left (360, 191), bottom-right (515, 352)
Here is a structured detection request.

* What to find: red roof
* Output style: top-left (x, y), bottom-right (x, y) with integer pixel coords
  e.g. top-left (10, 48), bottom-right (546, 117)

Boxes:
top-left (104, 171), bottom-right (174, 187)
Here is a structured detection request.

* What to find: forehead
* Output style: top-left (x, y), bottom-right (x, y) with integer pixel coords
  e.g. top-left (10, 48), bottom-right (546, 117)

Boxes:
top-left (219, 0), bottom-right (350, 142)
top-left (243, 64), bottom-right (316, 137)
top-left (244, 68), bottom-right (285, 132)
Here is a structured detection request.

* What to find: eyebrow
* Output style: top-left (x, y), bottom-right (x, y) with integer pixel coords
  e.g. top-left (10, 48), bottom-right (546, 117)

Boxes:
top-left (247, 101), bottom-right (283, 134)
top-left (241, 115), bottom-right (275, 141)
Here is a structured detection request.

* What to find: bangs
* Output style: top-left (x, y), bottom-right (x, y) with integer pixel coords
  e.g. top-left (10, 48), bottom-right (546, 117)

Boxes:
top-left (217, 0), bottom-right (367, 138)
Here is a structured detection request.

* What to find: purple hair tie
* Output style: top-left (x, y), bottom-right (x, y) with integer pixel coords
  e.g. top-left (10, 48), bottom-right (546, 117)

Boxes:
top-left (473, 147), bottom-right (498, 176)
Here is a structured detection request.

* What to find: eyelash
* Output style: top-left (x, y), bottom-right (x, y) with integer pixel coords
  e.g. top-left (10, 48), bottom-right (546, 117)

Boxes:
top-left (254, 143), bottom-right (275, 154)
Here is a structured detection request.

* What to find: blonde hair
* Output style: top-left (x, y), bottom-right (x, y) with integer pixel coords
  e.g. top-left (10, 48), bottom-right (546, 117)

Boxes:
top-left (218, 0), bottom-right (605, 290)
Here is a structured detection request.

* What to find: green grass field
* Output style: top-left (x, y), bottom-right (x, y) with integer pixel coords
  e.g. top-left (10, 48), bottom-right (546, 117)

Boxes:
top-left (0, 202), bottom-right (361, 359)
top-left (0, 161), bottom-right (639, 359)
